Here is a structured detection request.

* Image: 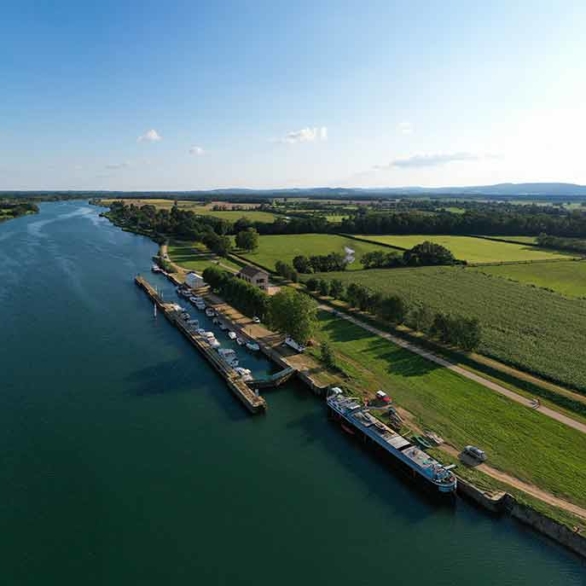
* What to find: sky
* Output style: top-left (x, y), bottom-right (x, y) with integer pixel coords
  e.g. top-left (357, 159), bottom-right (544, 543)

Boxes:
top-left (2, 0), bottom-right (586, 191)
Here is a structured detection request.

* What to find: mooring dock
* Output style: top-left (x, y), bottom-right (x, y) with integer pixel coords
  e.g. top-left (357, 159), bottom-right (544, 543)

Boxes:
top-left (135, 276), bottom-right (267, 414)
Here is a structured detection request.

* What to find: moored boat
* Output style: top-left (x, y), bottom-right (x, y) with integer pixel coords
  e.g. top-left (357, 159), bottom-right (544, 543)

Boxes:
top-left (327, 388), bottom-right (457, 495)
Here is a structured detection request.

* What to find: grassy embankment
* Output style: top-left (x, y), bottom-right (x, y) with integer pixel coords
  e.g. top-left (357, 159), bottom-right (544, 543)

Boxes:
top-left (313, 266), bottom-right (586, 393)
top-left (352, 234), bottom-right (572, 264)
top-left (165, 239), bottom-right (586, 527)
top-left (312, 311), bottom-right (586, 510)
top-left (238, 233), bottom-right (400, 272)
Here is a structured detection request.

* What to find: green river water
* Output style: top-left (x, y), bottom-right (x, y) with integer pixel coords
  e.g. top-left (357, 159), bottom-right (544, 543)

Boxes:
top-left (0, 201), bottom-right (584, 585)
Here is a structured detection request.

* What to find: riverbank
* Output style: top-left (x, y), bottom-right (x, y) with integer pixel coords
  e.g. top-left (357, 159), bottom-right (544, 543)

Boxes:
top-left (110, 208), bottom-right (586, 559)
top-left (0, 200), bottom-right (39, 222)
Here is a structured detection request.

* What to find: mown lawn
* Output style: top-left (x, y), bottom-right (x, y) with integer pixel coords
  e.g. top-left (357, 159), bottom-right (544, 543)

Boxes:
top-left (314, 311), bottom-right (586, 508)
top-left (313, 266), bottom-right (586, 392)
top-left (353, 234), bottom-right (570, 264)
top-left (167, 242), bottom-right (243, 273)
top-left (472, 260), bottom-right (586, 298)
top-left (239, 233), bottom-right (399, 271)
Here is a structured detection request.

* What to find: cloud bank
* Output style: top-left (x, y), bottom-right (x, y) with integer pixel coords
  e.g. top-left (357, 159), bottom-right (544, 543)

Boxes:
top-left (377, 151), bottom-right (501, 169)
top-left (137, 129), bottom-right (162, 143)
top-left (276, 126), bottom-right (328, 144)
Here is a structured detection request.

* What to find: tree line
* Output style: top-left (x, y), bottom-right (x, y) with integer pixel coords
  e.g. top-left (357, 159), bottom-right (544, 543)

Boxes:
top-left (244, 208), bottom-right (586, 239)
top-left (289, 241), bottom-right (460, 274)
top-left (536, 233), bottom-right (586, 255)
top-left (106, 201), bottom-right (258, 255)
top-left (202, 266), bottom-right (318, 344)
top-left (304, 278), bottom-right (482, 351)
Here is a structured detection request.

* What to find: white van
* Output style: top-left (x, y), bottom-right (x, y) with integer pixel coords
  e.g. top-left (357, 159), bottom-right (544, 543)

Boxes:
top-left (284, 336), bottom-right (305, 353)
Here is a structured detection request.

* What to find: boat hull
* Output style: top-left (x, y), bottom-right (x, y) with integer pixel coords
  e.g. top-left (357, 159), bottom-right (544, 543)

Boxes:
top-left (328, 405), bottom-right (456, 498)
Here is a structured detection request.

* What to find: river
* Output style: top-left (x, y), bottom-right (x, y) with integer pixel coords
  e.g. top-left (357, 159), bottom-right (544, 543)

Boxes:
top-left (0, 201), bottom-right (584, 585)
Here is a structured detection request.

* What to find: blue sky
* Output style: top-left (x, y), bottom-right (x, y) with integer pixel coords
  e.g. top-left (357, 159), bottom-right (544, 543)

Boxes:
top-left (2, 0), bottom-right (586, 190)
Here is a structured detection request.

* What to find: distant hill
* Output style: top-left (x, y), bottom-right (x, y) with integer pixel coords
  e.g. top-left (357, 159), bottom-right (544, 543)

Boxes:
top-left (2, 182), bottom-right (586, 200)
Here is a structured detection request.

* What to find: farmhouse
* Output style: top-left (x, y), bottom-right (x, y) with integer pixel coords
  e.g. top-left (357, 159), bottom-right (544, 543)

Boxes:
top-left (238, 265), bottom-right (269, 290)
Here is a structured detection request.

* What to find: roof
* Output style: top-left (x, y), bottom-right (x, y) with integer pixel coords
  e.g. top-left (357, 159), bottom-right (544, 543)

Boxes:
top-left (239, 265), bottom-right (268, 279)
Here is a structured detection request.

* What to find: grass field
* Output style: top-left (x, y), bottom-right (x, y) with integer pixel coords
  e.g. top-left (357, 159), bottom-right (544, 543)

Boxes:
top-left (167, 242), bottom-right (243, 273)
top-left (472, 260), bottom-right (586, 298)
top-left (99, 198), bottom-right (278, 222)
top-left (313, 266), bottom-right (586, 392)
top-left (314, 311), bottom-right (586, 508)
top-left (353, 234), bottom-right (569, 264)
top-left (239, 234), bottom-right (399, 271)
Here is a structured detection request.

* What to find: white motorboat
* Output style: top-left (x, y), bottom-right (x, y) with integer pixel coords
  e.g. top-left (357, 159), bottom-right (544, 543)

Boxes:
top-left (205, 308), bottom-right (215, 317)
top-left (228, 331), bottom-right (237, 340)
top-left (246, 342), bottom-right (260, 352)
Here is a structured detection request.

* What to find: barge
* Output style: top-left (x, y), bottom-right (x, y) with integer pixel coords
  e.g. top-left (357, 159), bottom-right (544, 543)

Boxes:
top-left (327, 388), bottom-right (457, 494)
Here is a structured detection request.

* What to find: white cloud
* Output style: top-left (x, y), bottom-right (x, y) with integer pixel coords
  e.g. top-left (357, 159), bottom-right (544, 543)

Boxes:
top-left (189, 146), bottom-right (204, 156)
top-left (137, 129), bottom-right (162, 143)
top-left (398, 122), bottom-right (413, 135)
top-left (105, 162), bottom-right (130, 170)
top-left (376, 151), bottom-right (501, 169)
top-left (276, 126), bottom-right (328, 144)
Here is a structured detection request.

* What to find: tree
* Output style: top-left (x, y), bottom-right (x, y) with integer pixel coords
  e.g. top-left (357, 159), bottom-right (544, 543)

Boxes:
top-left (404, 241), bottom-right (457, 266)
top-left (318, 279), bottom-right (331, 296)
top-left (212, 235), bottom-right (233, 257)
top-left (406, 304), bottom-right (434, 333)
top-left (329, 279), bottom-right (345, 299)
top-left (305, 277), bottom-right (318, 291)
top-left (235, 228), bottom-right (259, 251)
top-left (293, 255), bottom-right (312, 274)
top-left (376, 295), bottom-right (407, 324)
top-left (269, 289), bottom-right (318, 345)
top-left (275, 260), bottom-right (298, 282)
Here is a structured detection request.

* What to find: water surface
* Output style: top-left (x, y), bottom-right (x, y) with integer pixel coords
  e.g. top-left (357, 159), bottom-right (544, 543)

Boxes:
top-left (0, 201), bottom-right (584, 585)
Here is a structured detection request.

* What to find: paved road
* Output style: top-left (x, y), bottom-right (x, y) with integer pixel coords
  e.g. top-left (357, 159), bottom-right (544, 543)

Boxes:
top-left (320, 305), bottom-right (586, 435)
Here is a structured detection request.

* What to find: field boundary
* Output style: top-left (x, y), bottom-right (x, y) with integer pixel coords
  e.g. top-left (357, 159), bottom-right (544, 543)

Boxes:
top-left (317, 303), bottom-right (586, 434)
top-left (295, 284), bottom-right (586, 418)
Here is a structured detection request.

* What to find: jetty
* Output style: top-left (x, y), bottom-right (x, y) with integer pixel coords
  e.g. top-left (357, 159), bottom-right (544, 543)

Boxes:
top-left (135, 276), bottom-right (267, 414)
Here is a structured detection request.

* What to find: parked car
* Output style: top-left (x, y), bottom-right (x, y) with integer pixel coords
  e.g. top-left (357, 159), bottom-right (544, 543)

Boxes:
top-left (463, 445), bottom-right (487, 462)
top-left (252, 316), bottom-right (261, 324)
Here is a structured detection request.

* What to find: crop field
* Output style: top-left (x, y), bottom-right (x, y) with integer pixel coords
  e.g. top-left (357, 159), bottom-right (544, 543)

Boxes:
top-left (472, 260), bottom-right (586, 298)
top-left (238, 234), bottom-right (399, 271)
top-left (353, 234), bottom-right (570, 264)
top-left (314, 311), bottom-right (586, 507)
top-left (99, 198), bottom-right (278, 222)
top-left (314, 266), bottom-right (586, 392)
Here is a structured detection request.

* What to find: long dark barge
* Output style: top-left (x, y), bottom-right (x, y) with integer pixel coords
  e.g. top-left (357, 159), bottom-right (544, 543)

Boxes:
top-left (327, 388), bottom-right (457, 494)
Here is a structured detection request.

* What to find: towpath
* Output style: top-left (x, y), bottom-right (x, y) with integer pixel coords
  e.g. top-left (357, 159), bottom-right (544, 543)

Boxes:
top-left (319, 305), bottom-right (586, 436)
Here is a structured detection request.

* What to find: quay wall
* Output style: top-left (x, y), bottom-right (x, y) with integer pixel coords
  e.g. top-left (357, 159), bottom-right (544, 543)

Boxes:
top-left (458, 478), bottom-right (586, 559)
